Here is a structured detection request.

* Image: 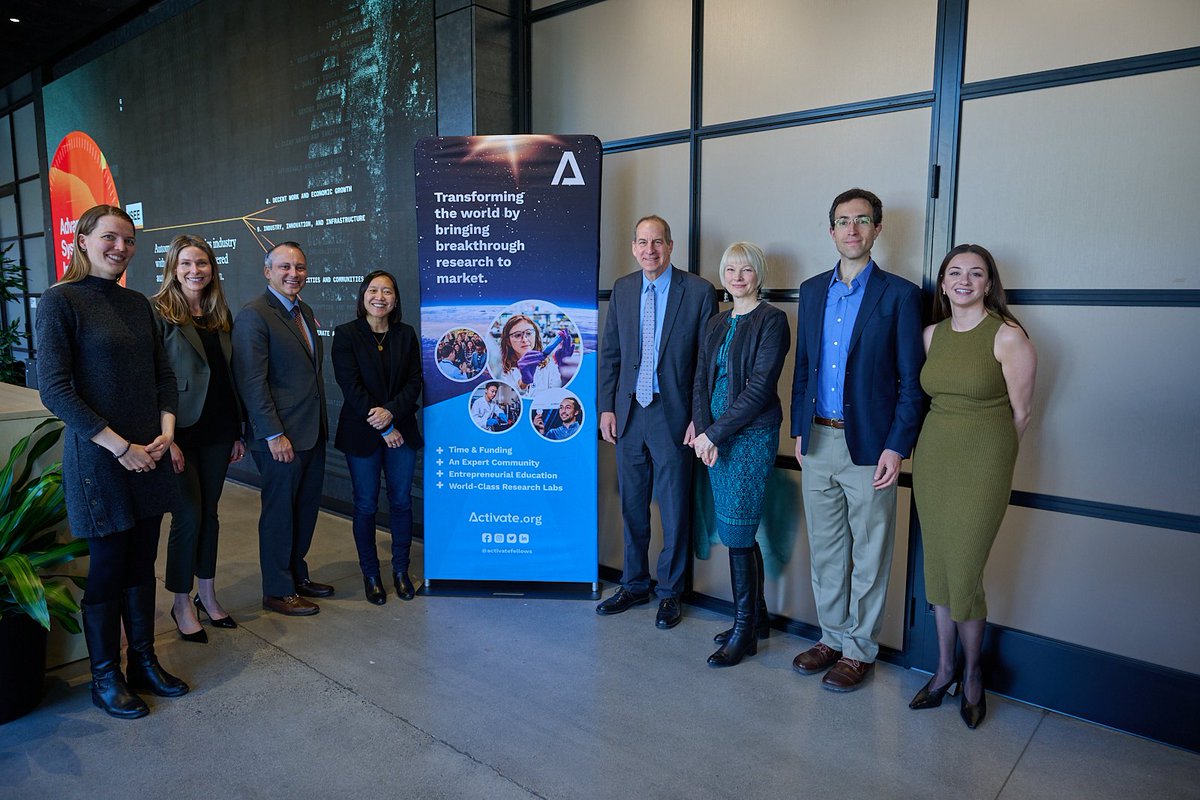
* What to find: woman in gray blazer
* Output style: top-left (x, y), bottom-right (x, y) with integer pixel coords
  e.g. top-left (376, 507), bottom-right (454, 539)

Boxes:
top-left (690, 242), bottom-right (790, 667)
top-left (152, 235), bottom-right (244, 642)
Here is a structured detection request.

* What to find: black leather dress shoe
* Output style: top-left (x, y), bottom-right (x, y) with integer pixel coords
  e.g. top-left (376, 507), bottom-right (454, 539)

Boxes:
top-left (364, 576), bottom-right (387, 605)
top-left (595, 587), bottom-right (650, 616)
top-left (655, 597), bottom-right (682, 629)
top-left (295, 579), bottom-right (334, 598)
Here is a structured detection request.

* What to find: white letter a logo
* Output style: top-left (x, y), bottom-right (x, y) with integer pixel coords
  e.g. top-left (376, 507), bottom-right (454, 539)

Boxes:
top-left (551, 151), bottom-right (585, 186)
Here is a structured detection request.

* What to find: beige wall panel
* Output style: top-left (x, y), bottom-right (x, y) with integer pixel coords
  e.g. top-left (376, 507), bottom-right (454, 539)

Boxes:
top-left (692, 472), bottom-right (912, 653)
top-left (703, 0), bottom-right (937, 125)
top-left (531, 0), bottom-right (691, 142)
top-left (1005, 305), bottom-right (1199, 516)
top-left (965, 0), bottom-right (1200, 83)
top-left (956, 69), bottom-right (1200, 290)
top-left (599, 144), bottom-right (691, 289)
top-left (985, 507), bottom-right (1200, 674)
top-left (699, 110), bottom-right (932, 290)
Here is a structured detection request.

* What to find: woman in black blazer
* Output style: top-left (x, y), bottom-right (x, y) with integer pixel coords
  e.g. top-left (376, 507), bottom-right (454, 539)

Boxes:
top-left (152, 234), bottom-right (245, 643)
top-left (689, 242), bottom-right (790, 667)
top-left (332, 270), bottom-right (424, 604)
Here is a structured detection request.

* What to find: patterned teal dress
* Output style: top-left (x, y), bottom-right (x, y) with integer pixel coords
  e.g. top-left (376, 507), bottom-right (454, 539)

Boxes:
top-left (707, 315), bottom-right (779, 548)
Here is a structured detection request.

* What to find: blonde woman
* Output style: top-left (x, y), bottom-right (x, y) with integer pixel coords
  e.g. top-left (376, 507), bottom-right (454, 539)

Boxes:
top-left (37, 205), bottom-right (187, 719)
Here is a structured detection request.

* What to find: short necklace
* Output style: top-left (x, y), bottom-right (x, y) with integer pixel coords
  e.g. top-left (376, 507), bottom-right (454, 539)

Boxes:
top-left (372, 329), bottom-right (388, 351)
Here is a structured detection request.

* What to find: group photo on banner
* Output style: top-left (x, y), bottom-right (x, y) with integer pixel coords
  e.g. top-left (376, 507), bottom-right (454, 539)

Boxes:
top-left (414, 135), bottom-right (602, 585)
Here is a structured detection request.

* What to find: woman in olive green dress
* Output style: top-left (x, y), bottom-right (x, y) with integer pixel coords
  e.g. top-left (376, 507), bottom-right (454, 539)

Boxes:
top-left (910, 244), bottom-right (1037, 729)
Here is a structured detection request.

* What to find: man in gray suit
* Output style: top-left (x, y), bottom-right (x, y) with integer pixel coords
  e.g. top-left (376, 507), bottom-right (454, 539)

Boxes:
top-left (597, 215), bottom-right (716, 628)
top-left (232, 241), bottom-right (332, 616)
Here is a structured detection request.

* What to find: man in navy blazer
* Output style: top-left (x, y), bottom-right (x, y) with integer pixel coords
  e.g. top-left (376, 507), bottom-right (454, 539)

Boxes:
top-left (233, 242), bottom-right (332, 617)
top-left (789, 189), bottom-right (925, 691)
top-left (597, 215), bottom-right (716, 628)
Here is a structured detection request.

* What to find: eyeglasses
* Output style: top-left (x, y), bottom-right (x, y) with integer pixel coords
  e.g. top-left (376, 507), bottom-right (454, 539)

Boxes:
top-left (508, 329), bottom-right (537, 341)
top-left (833, 215), bottom-right (874, 229)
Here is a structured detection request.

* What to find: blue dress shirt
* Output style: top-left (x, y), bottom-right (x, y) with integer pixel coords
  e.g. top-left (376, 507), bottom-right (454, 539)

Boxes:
top-left (815, 260), bottom-right (875, 420)
top-left (639, 266), bottom-right (673, 394)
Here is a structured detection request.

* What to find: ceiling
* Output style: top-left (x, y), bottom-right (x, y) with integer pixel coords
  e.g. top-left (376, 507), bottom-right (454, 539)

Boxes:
top-left (0, 1), bottom-right (152, 93)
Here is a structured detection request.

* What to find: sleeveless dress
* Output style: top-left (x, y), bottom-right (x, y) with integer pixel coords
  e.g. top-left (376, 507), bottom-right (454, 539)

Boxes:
top-left (913, 314), bottom-right (1018, 621)
top-left (707, 315), bottom-right (779, 548)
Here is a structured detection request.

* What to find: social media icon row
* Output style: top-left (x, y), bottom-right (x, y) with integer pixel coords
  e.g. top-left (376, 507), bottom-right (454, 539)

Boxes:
top-left (481, 533), bottom-right (530, 544)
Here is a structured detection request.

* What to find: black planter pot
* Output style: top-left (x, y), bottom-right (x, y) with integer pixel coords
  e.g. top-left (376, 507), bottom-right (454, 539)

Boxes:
top-left (0, 612), bottom-right (49, 724)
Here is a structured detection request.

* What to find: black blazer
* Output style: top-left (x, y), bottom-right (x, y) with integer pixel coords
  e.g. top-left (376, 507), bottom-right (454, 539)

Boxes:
top-left (692, 302), bottom-right (790, 446)
top-left (331, 316), bottom-right (423, 456)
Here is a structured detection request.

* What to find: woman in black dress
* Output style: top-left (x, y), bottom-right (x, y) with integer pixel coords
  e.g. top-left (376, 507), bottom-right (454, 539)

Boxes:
top-left (37, 205), bottom-right (188, 719)
top-left (151, 235), bottom-right (245, 643)
top-left (331, 271), bottom-right (424, 604)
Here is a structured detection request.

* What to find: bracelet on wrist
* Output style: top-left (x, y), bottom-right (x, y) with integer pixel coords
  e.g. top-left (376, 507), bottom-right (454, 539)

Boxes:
top-left (381, 425), bottom-right (395, 437)
top-left (114, 440), bottom-right (132, 459)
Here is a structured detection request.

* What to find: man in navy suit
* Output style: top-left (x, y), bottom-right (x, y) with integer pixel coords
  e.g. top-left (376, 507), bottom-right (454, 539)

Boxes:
top-left (789, 189), bottom-right (925, 691)
top-left (233, 242), bottom-right (332, 617)
top-left (597, 215), bottom-right (716, 629)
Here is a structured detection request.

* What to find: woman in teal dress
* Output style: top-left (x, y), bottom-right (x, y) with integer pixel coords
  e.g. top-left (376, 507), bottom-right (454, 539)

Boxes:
top-left (910, 244), bottom-right (1037, 728)
top-left (690, 242), bottom-right (790, 667)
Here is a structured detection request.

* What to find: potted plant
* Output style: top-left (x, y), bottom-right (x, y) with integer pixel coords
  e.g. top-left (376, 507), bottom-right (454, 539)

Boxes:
top-left (0, 418), bottom-right (86, 724)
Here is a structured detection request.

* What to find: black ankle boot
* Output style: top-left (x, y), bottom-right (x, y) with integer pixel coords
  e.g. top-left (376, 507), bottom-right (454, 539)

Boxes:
top-left (364, 575), bottom-right (387, 605)
top-left (393, 571), bottom-right (415, 601)
top-left (713, 542), bottom-right (770, 644)
top-left (122, 584), bottom-right (189, 698)
top-left (708, 547), bottom-right (759, 667)
top-left (82, 601), bottom-right (148, 719)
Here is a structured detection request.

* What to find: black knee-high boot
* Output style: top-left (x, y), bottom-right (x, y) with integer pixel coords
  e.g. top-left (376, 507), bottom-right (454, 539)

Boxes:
top-left (122, 584), bottom-right (189, 698)
top-left (708, 547), bottom-right (759, 667)
top-left (82, 601), bottom-right (149, 719)
top-left (713, 541), bottom-right (770, 644)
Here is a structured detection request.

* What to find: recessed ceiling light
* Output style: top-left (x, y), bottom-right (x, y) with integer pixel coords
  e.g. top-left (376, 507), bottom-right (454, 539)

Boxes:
top-left (9, 18), bottom-right (20, 23)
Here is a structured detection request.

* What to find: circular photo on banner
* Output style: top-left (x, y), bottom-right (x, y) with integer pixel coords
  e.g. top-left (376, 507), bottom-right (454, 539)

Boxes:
top-left (467, 380), bottom-right (520, 434)
top-left (434, 327), bottom-right (490, 382)
top-left (488, 299), bottom-right (581, 399)
top-left (48, 131), bottom-right (121, 280)
top-left (530, 389), bottom-right (584, 442)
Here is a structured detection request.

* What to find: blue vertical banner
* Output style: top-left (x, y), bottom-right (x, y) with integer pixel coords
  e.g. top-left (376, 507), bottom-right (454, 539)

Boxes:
top-left (415, 136), bottom-right (601, 584)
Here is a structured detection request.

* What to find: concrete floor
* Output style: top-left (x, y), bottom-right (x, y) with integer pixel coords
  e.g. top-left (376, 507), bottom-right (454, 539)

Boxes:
top-left (2, 483), bottom-right (1198, 800)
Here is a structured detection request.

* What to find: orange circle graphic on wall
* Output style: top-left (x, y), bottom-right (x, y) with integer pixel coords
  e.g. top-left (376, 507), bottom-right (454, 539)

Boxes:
top-left (49, 131), bottom-right (120, 279)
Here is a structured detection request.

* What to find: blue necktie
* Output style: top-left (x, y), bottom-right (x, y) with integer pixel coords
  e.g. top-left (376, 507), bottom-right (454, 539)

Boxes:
top-left (636, 284), bottom-right (656, 407)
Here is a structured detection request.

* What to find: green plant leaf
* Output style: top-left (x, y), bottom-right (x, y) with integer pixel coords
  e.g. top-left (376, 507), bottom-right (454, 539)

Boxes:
top-left (11, 420), bottom-right (64, 491)
top-left (43, 580), bottom-right (82, 634)
top-left (0, 552), bottom-right (50, 629)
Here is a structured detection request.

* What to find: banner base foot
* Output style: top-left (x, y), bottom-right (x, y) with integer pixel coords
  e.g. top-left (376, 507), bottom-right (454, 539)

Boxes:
top-left (419, 579), bottom-right (601, 600)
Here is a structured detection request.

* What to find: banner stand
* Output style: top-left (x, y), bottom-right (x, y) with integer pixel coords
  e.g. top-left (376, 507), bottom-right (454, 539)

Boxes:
top-left (415, 135), bottom-right (602, 593)
top-left (421, 579), bottom-right (602, 601)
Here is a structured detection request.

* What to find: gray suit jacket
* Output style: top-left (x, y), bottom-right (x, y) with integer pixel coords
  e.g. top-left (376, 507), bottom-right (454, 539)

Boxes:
top-left (598, 266), bottom-right (716, 441)
top-left (155, 313), bottom-right (240, 429)
top-left (232, 290), bottom-right (327, 452)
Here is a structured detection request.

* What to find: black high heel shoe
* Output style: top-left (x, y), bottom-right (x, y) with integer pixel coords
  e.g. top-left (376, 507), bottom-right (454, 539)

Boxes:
top-left (194, 595), bottom-right (238, 629)
top-left (909, 674), bottom-right (960, 709)
top-left (960, 685), bottom-right (988, 729)
top-left (170, 607), bottom-right (208, 644)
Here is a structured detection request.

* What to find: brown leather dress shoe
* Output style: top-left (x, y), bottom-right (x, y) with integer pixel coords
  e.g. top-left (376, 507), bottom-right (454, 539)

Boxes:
top-left (792, 642), bottom-right (842, 675)
top-left (263, 594), bottom-right (320, 616)
top-left (822, 657), bottom-right (873, 692)
top-left (295, 579), bottom-right (334, 598)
